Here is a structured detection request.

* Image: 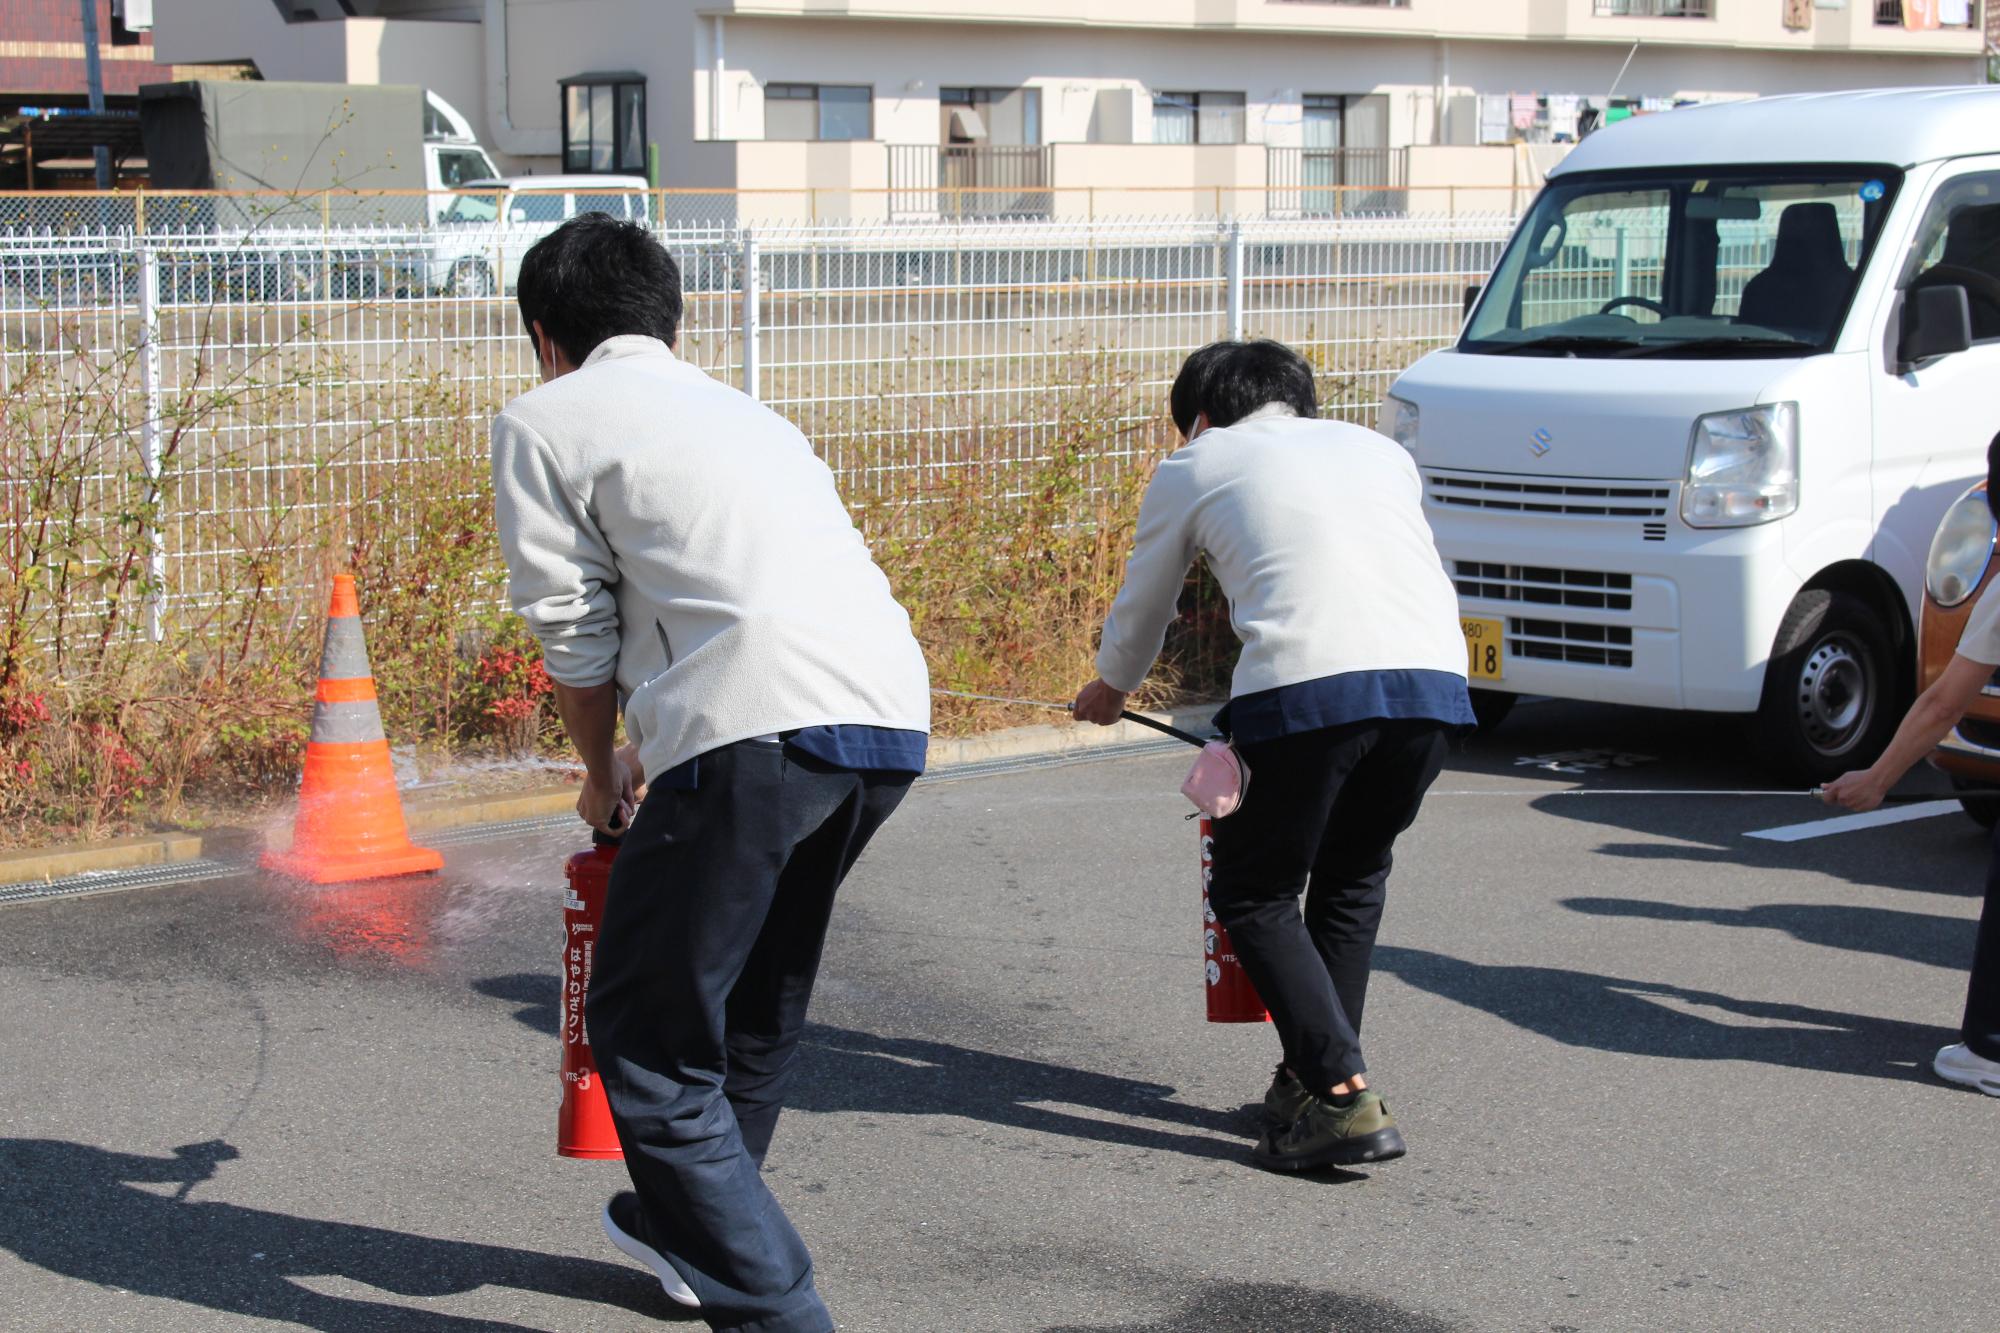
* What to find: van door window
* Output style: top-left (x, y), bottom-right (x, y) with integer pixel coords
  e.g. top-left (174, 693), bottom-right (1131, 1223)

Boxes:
top-left (1900, 171), bottom-right (2000, 343)
top-left (575, 192), bottom-right (640, 220)
top-left (511, 193), bottom-right (566, 224)
top-left (1464, 167), bottom-right (1897, 358)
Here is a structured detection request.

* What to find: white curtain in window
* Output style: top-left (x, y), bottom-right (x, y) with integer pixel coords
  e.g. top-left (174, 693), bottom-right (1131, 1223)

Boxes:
top-left (1199, 93), bottom-right (1246, 145)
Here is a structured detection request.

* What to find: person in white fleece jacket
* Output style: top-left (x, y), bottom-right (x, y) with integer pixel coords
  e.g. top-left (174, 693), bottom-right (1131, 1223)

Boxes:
top-left (490, 214), bottom-right (928, 1333)
top-left (1073, 339), bottom-right (1472, 1175)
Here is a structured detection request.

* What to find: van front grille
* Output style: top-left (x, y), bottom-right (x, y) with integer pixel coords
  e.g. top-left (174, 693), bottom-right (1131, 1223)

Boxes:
top-left (1428, 470), bottom-right (1671, 520)
top-left (1455, 562), bottom-right (1633, 611)
top-left (1509, 617), bottom-right (1634, 669)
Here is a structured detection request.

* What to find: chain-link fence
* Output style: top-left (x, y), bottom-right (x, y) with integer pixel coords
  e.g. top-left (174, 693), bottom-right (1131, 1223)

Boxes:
top-left (0, 210), bottom-right (1517, 658)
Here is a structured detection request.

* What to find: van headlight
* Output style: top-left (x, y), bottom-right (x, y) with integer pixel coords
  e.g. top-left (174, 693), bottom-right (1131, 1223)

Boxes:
top-left (1681, 403), bottom-right (1799, 528)
top-left (1380, 394), bottom-right (1420, 454)
top-left (1926, 490), bottom-right (1997, 608)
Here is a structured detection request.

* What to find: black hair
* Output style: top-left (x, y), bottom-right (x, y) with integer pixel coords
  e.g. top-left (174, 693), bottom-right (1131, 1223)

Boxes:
top-left (516, 213), bottom-right (682, 366)
top-left (1169, 339), bottom-right (1318, 437)
top-left (1169, 341), bottom-right (1238, 438)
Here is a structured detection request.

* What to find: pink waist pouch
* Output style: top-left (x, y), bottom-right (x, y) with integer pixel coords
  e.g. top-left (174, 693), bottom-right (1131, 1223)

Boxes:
top-left (1181, 741), bottom-right (1251, 819)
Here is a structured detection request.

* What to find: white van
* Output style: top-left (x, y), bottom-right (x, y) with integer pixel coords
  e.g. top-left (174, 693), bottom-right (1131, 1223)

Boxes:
top-left (427, 174), bottom-right (651, 295)
top-left (1383, 87), bottom-right (2000, 780)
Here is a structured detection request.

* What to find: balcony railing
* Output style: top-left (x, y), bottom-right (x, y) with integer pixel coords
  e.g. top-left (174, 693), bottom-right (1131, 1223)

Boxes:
top-left (1593, 0), bottom-right (1712, 15)
top-left (1266, 146), bottom-right (1408, 216)
top-left (1875, 0), bottom-right (1981, 24)
top-left (888, 144), bottom-right (1053, 220)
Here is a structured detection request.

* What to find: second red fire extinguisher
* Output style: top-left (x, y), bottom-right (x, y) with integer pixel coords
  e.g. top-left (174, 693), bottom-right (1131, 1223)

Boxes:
top-left (1200, 817), bottom-right (1270, 1024)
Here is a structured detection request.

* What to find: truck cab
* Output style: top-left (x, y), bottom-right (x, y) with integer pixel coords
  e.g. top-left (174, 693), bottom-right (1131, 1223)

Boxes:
top-left (1384, 87), bottom-right (2000, 781)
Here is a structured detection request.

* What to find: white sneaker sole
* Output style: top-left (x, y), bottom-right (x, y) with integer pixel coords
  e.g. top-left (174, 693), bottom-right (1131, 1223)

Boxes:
top-left (601, 1198), bottom-right (701, 1308)
top-left (1933, 1046), bottom-right (2000, 1098)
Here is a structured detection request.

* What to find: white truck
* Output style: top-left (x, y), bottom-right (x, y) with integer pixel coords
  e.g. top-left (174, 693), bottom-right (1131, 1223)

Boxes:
top-left (1383, 87), bottom-right (2000, 780)
top-left (139, 80), bottom-right (498, 227)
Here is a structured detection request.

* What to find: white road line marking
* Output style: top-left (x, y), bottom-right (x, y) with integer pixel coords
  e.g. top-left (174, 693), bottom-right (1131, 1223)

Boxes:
top-left (1745, 801), bottom-right (1961, 843)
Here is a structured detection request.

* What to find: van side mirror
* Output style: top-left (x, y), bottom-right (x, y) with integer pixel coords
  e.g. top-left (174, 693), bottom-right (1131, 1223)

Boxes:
top-left (509, 207), bottom-right (529, 224)
top-left (1900, 284), bottom-right (1973, 369)
top-left (1462, 284), bottom-right (1481, 319)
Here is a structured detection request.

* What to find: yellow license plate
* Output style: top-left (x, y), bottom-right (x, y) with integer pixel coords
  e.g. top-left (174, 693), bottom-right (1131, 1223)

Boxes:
top-left (1462, 616), bottom-right (1504, 681)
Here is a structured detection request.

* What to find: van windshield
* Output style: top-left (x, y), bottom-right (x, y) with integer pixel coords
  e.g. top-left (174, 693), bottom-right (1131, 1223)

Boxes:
top-left (1461, 167), bottom-right (1901, 358)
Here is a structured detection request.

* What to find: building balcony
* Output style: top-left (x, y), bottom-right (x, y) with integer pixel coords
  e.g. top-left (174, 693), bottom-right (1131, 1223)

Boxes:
top-left (702, 140), bottom-right (1538, 224)
top-left (1265, 147), bottom-right (1408, 215)
top-left (888, 145), bottom-right (1053, 219)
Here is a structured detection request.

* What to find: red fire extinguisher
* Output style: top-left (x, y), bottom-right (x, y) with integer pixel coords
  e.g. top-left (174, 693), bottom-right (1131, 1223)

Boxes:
top-left (1200, 817), bottom-right (1270, 1024)
top-left (559, 830), bottom-right (624, 1159)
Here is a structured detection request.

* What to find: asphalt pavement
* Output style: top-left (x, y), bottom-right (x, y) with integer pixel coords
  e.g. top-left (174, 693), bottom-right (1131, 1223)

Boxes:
top-left (2, 698), bottom-right (1995, 1332)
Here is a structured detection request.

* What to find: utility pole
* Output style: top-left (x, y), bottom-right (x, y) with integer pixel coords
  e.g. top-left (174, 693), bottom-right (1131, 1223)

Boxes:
top-left (79, 0), bottom-right (111, 189)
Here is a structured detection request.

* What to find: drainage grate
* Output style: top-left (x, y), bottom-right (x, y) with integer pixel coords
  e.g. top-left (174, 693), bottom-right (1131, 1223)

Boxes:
top-left (918, 736), bottom-right (1189, 785)
top-left (0, 857), bottom-right (239, 905)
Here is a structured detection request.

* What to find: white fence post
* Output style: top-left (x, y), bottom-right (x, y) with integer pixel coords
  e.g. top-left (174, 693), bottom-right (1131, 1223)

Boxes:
top-left (740, 229), bottom-right (761, 401)
top-left (1224, 219), bottom-right (1245, 342)
top-left (136, 240), bottom-right (166, 643)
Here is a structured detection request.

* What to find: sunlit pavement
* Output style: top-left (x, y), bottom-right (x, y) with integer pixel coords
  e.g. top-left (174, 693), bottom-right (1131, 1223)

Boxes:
top-left (2, 698), bottom-right (1995, 1332)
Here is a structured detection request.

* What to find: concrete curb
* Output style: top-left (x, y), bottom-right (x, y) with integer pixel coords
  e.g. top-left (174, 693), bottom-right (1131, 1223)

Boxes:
top-left (0, 704), bottom-right (1220, 887)
top-left (0, 832), bottom-right (207, 887)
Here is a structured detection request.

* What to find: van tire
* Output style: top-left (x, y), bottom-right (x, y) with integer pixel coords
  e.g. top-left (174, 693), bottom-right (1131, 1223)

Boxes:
top-left (1952, 778), bottom-right (2000, 830)
top-left (1754, 589), bottom-right (1899, 784)
top-left (447, 260), bottom-right (495, 298)
top-left (1468, 689), bottom-right (1517, 733)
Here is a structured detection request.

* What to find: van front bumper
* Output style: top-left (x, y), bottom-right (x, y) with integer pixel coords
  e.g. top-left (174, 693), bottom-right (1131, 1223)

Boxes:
top-left (1433, 496), bottom-right (1788, 715)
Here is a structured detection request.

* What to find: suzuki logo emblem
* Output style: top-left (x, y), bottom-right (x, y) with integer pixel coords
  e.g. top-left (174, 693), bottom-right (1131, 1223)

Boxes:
top-left (1530, 428), bottom-right (1554, 458)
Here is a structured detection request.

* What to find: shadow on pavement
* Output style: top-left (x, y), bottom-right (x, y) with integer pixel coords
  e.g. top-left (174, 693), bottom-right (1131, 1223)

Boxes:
top-left (1376, 946), bottom-right (1954, 1082)
top-left (1450, 700), bottom-right (1991, 899)
top-left (473, 974), bottom-right (1304, 1169)
top-left (474, 972), bottom-right (560, 1036)
top-left (0, 1138), bottom-right (680, 1331)
top-left (1563, 896), bottom-right (1977, 972)
top-left (1041, 1279), bottom-right (1461, 1332)
top-left (790, 1024), bottom-right (1266, 1165)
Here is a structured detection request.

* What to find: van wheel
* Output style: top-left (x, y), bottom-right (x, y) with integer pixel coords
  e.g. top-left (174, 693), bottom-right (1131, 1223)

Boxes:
top-left (1753, 589), bottom-right (1900, 784)
top-left (448, 260), bottom-right (495, 297)
top-left (1468, 688), bottom-right (1516, 733)
top-left (1952, 777), bottom-right (2000, 830)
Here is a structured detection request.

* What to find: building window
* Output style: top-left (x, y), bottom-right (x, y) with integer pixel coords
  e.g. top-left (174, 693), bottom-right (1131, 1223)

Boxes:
top-left (561, 73), bottom-right (646, 174)
top-left (939, 87), bottom-right (1041, 146)
top-left (1874, 0), bottom-right (1980, 24)
top-left (1154, 91), bottom-right (1246, 145)
top-left (766, 84), bottom-right (874, 142)
top-left (1591, 0), bottom-right (1712, 14)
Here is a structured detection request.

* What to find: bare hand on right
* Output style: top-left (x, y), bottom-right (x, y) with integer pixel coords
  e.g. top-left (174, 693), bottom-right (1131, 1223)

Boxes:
top-left (1818, 769), bottom-right (1887, 813)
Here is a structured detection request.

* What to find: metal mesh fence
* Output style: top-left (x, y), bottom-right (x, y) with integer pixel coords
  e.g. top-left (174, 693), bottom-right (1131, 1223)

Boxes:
top-left (1, 210), bottom-right (1517, 655)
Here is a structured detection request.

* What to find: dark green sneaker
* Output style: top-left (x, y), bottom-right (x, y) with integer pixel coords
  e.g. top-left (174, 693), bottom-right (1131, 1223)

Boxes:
top-left (1262, 1064), bottom-right (1314, 1128)
top-left (1252, 1090), bottom-right (1406, 1172)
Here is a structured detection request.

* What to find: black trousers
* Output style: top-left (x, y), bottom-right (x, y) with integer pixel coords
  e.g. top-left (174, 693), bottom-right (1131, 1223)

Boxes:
top-left (1967, 824), bottom-right (2000, 1062)
top-left (587, 740), bottom-right (910, 1333)
top-left (1207, 719), bottom-right (1450, 1092)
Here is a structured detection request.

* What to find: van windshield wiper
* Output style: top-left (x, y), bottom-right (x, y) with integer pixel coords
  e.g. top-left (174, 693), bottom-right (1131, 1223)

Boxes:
top-left (1612, 336), bottom-right (1817, 359)
top-left (1471, 334), bottom-right (1644, 357)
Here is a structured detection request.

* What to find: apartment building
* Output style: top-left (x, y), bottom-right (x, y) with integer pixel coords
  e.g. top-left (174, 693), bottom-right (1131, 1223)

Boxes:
top-left (151, 0), bottom-right (1992, 218)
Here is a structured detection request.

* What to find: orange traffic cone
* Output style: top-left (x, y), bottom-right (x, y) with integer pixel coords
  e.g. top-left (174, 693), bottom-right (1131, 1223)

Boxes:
top-left (262, 574), bottom-right (444, 884)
